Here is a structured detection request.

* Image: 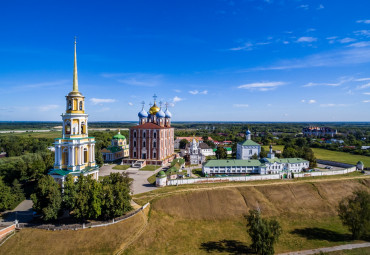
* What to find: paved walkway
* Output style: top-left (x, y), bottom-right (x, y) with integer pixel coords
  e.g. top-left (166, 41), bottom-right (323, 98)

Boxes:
top-left (100, 164), bottom-right (166, 194)
top-left (0, 199), bottom-right (33, 226)
top-left (278, 242), bottom-right (370, 255)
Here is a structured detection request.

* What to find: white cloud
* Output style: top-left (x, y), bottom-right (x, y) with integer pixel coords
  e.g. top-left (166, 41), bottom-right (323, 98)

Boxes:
top-left (363, 100), bottom-right (370, 103)
top-left (298, 4), bottom-right (309, 10)
top-left (355, 78), bottom-right (370, 81)
top-left (357, 83), bottom-right (370, 89)
top-left (128, 102), bottom-right (133, 106)
top-left (347, 41), bottom-right (370, 48)
top-left (357, 20), bottom-right (370, 24)
top-left (320, 103), bottom-right (348, 107)
top-left (303, 77), bottom-right (352, 87)
top-left (38, 105), bottom-right (59, 112)
top-left (233, 104), bottom-right (249, 108)
top-left (173, 96), bottom-right (183, 103)
top-left (238, 81), bottom-right (285, 91)
top-left (339, 37), bottom-right (356, 43)
top-left (362, 92), bottom-right (370, 95)
top-left (229, 42), bottom-right (253, 51)
top-left (296, 37), bottom-right (317, 43)
top-left (90, 98), bottom-right (116, 105)
top-left (189, 90), bottom-right (208, 95)
top-left (301, 99), bottom-right (316, 104)
top-left (354, 30), bottom-right (370, 37)
top-left (251, 47), bottom-right (370, 71)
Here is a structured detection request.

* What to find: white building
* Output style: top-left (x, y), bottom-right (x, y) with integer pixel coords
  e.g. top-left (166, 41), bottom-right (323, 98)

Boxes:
top-left (236, 129), bottom-right (261, 160)
top-left (182, 137), bottom-right (214, 164)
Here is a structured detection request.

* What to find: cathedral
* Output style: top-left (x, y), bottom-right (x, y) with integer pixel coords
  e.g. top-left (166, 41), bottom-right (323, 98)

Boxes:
top-left (49, 40), bottom-right (99, 184)
top-left (123, 96), bottom-right (175, 167)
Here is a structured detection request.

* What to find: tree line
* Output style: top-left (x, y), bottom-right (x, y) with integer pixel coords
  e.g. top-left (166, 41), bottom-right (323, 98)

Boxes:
top-left (31, 172), bottom-right (133, 221)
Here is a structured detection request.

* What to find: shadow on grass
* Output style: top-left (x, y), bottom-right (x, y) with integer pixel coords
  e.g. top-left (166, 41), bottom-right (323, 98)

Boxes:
top-left (200, 239), bottom-right (255, 254)
top-left (291, 227), bottom-right (352, 242)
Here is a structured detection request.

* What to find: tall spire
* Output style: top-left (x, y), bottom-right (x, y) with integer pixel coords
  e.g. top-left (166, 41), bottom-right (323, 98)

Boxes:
top-left (73, 37), bottom-right (79, 92)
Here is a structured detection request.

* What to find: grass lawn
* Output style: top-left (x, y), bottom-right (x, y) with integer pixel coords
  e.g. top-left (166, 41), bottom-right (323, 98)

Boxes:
top-left (263, 145), bottom-right (370, 166)
top-left (325, 247), bottom-right (370, 255)
top-left (112, 164), bottom-right (130, 170)
top-left (147, 173), bottom-right (157, 185)
top-left (0, 131), bottom-right (61, 139)
top-left (192, 168), bottom-right (204, 177)
top-left (140, 165), bottom-right (161, 171)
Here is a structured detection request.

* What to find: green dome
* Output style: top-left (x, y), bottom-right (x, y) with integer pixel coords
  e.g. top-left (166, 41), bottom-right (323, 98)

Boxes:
top-left (113, 131), bottom-right (126, 140)
top-left (157, 171), bottom-right (166, 178)
top-left (357, 161), bottom-right (364, 165)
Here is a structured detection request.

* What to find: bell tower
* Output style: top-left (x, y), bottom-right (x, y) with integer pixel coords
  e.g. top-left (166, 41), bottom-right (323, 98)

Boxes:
top-left (49, 38), bottom-right (99, 184)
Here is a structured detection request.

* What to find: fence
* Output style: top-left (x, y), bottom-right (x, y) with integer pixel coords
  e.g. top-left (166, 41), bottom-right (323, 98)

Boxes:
top-left (17, 203), bottom-right (149, 231)
top-left (167, 166), bottom-right (358, 186)
top-left (0, 224), bottom-right (15, 240)
top-left (294, 167), bottom-right (356, 178)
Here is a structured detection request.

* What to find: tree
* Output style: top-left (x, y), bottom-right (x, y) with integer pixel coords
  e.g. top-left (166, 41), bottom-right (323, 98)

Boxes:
top-left (260, 147), bottom-right (268, 158)
top-left (100, 173), bottom-right (132, 219)
top-left (215, 147), bottom-right (227, 159)
top-left (0, 177), bottom-right (14, 211)
top-left (251, 153), bottom-right (258, 159)
top-left (282, 146), bottom-right (297, 158)
top-left (179, 139), bottom-right (189, 149)
top-left (95, 148), bottom-right (104, 167)
top-left (62, 174), bottom-right (76, 212)
top-left (31, 175), bottom-right (62, 221)
top-left (338, 189), bottom-right (370, 239)
top-left (246, 210), bottom-right (282, 255)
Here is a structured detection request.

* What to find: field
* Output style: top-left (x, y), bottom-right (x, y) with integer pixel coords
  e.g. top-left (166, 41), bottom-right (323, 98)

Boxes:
top-left (263, 145), bottom-right (370, 166)
top-left (1, 176), bottom-right (369, 254)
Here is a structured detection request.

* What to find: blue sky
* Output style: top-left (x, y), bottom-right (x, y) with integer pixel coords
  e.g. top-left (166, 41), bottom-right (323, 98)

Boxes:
top-left (1, 0), bottom-right (370, 122)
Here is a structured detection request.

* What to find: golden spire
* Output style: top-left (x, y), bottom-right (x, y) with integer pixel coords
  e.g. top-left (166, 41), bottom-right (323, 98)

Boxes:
top-left (73, 37), bottom-right (78, 92)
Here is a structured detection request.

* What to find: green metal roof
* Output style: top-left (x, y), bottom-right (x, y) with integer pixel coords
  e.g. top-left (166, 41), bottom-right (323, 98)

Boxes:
top-left (204, 159), bottom-right (263, 167)
top-left (264, 158), bottom-right (308, 164)
top-left (357, 161), bottom-right (364, 165)
top-left (238, 140), bottom-right (260, 146)
top-left (113, 133), bottom-right (126, 140)
top-left (105, 146), bottom-right (123, 153)
top-left (49, 169), bottom-right (70, 176)
top-left (157, 170), bottom-right (166, 178)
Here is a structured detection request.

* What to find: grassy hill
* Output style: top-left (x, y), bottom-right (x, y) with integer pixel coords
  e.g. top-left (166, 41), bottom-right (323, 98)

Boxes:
top-left (1, 176), bottom-right (369, 254)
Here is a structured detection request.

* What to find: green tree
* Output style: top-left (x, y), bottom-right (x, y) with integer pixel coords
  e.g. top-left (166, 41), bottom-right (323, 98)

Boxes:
top-left (100, 173), bottom-right (132, 219)
top-left (62, 174), bottom-right (76, 212)
top-left (31, 175), bottom-right (62, 221)
top-left (246, 210), bottom-right (282, 255)
top-left (260, 147), bottom-right (268, 158)
top-left (251, 153), bottom-right (258, 159)
top-left (95, 148), bottom-right (104, 167)
top-left (0, 177), bottom-right (13, 211)
top-left (179, 139), bottom-right (189, 149)
top-left (338, 189), bottom-right (370, 239)
top-left (215, 147), bottom-right (227, 159)
top-left (73, 175), bottom-right (102, 220)
top-left (282, 146), bottom-right (297, 158)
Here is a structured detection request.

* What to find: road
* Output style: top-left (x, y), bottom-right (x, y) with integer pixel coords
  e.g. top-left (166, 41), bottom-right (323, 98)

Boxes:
top-left (100, 164), bottom-right (166, 194)
top-left (0, 199), bottom-right (33, 225)
top-left (278, 242), bottom-right (370, 255)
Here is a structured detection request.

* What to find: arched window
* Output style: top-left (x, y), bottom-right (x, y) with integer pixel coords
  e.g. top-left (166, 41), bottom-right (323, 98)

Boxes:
top-left (134, 141), bottom-right (136, 147)
top-left (143, 131), bottom-right (146, 138)
top-left (65, 120), bottom-right (71, 134)
top-left (63, 148), bottom-right (69, 165)
top-left (68, 100), bottom-right (72, 110)
top-left (133, 131), bottom-right (137, 138)
top-left (79, 101), bottom-right (83, 110)
top-left (84, 148), bottom-right (88, 163)
top-left (81, 122), bottom-right (86, 134)
top-left (143, 141), bottom-right (146, 147)
top-left (153, 151), bottom-right (156, 158)
top-left (153, 141), bottom-right (156, 148)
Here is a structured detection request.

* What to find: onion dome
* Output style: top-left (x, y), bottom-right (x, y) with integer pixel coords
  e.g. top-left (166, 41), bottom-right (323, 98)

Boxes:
top-left (156, 108), bottom-right (166, 118)
top-left (357, 161), bottom-right (364, 165)
top-left (164, 108), bottom-right (172, 118)
top-left (138, 109), bottom-right (148, 118)
top-left (246, 129), bottom-right (251, 135)
top-left (149, 102), bottom-right (160, 115)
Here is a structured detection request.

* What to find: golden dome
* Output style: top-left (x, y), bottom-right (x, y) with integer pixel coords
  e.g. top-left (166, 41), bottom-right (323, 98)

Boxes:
top-left (149, 102), bottom-right (160, 115)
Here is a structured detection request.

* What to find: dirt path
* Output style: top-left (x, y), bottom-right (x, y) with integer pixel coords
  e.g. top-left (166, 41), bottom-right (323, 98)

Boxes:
top-left (134, 175), bottom-right (370, 202)
top-left (278, 242), bottom-right (370, 255)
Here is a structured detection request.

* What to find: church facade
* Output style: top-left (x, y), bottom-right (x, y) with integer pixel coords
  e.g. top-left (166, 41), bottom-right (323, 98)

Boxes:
top-left (101, 130), bottom-right (129, 162)
top-left (49, 40), bottom-right (99, 185)
top-left (123, 97), bottom-right (175, 167)
top-left (236, 129), bottom-right (261, 159)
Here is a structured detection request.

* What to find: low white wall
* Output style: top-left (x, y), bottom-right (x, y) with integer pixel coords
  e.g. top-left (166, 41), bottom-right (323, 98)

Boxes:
top-left (294, 167), bottom-right (356, 178)
top-left (167, 174), bottom-right (281, 186)
top-left (167, 167), bottom-right (357, 186)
